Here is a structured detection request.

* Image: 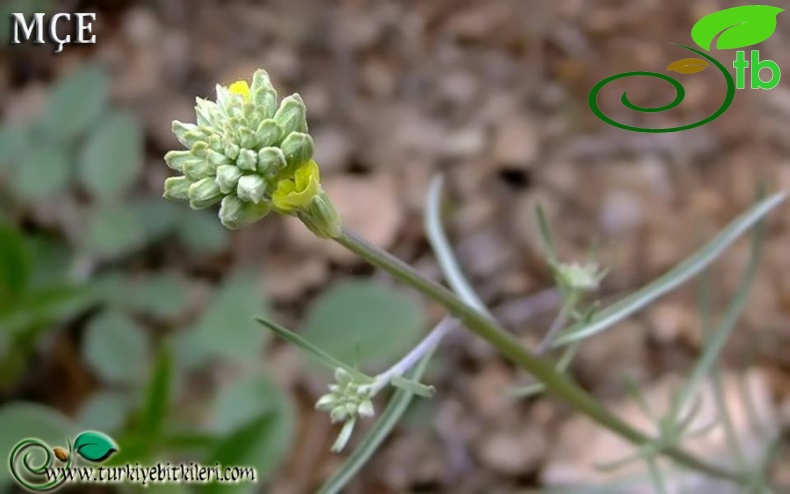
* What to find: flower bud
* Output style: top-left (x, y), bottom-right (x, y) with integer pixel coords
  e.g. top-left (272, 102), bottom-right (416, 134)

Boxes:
top-left (273, 94), bottom-right (308, 136)
top-left (256, 119), bottom-right (282, 148)
top-left (236, 175), bottom-right (267, 204)
top-left (181, 155), bottom-right (215, 182)
top-left (172, 121), bottom-right (207, 149)
top-left (163, 176), bottom-right (191, 201)
top-left (215, 165), bottom-right (242, 194)
top-left (236, 148), bottom-right (258, 172)
top-left (164, 150), bottom-right (198, 173)
top-left (218, 194), bottom-right (271, 230)
top-left (188, 177), bottom-right (224, 209)
top-left (238, 126), bottom-right (258, 150)
top-left (251, 70), bottom-right (278, 118)
top-left (257, 147), bottom-right (286, 177)
top-left (297, 188), bottom-right (342, 238)
top-left (195, 98), bottom-right (220, 127)
top-left (280, 132), bottom-right (314, 169)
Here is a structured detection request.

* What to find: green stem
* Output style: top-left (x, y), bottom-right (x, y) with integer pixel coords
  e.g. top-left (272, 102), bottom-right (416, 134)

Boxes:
top-left (333, 229), bottom-right (744, 484)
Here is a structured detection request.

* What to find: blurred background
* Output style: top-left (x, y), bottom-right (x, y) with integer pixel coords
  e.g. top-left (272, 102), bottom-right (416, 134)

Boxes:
top-left (1, 0), bottom-right (789, 492)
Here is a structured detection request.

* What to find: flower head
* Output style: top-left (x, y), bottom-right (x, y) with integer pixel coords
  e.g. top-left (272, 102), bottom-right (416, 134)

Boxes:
top-left (163, 69), bottom-right (341, 236)
top-left (554, 261), bottom-right (606, 293)
top-left (316, 368), bottom-right (375, 452)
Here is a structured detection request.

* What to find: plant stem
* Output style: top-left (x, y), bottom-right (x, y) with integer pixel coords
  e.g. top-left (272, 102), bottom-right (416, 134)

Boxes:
top-left (333, 229), bottom-right (745, 484)
top-left (369, 317), bottom-right (454, 395)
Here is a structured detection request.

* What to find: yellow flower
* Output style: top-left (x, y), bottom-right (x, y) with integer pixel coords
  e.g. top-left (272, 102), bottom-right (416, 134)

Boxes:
top-left (272, 160), bottom-right (320, 211)
top-left (228, 80), bottom-right (251, 101)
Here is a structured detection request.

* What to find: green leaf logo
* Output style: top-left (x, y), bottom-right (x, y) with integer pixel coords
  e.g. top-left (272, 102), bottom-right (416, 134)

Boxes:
top-left (691, 5), bottom-right (783, 51)
top-left (73, 431), bottom-right (119, 462)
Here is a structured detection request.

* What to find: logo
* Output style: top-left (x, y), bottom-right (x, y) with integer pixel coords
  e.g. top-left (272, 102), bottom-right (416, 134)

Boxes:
top-left (9, 430), bottom-right (118, 491)
top-left (589, 5), bottom-right (783, 133)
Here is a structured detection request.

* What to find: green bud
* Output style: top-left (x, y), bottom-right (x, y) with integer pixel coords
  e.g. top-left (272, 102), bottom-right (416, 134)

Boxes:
top-left (218, 194), bottom-right (271, 230)
top-left (255, 119), bottom-right (282, 147)
top-left (273, 94), bottom-right (307, 136)
top-left (236, 149), bottom-right (258, 171)
top-left (251, 69), bottom-right (278, 117)
top-left (223, 141), bottom-right (240, 161)
top-left (172, 121), bottom-right (207, 149)
top-left (206, 147), bottom-right (232, 166)
top-left (236, 175), bottom-right (267, 204)
top-left (188, 177), bottom-right (223, 209)
top-left (181, 156), bottom-right (215, 182)
top-left (297, 189), bottom-right (342, 238)
top-left (195, 98), bottom-right (220, 127)
top-left (238, 126), bottom-right (258, 150)
top-left (257, 147), bottom-right (286, 177)
top-left (280, 132), bottom-right (314, 168)
top-left (163, 176), bottom-right (191, 201)
top-left (215, 165), bottom-right (242, 194)
top-left (164, 150), bottom-right (199, 172)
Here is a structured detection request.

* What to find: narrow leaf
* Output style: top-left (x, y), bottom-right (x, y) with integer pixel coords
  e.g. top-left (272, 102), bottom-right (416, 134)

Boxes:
top-left (390, 376), bottom-right (435, 398)
top-left (256, 317), bottom-right (355, 373)
top-left (552, 192), bottom-right (785, 346)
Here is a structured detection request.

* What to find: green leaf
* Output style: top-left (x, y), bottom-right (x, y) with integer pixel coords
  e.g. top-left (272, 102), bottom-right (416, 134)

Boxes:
top-left (552, 192), bottom-right (786, 347)
top-left (691, 5), bottom-right (784, 51)
top-left (84, 204), bottom-right (148, 259)
top-left (130, 199), bottom-right (181, 240)
top-left (77, 391), bottom-right (130, 434)
top-left (128, 272), bottom-right (190, 319)
top-left (12, 145), bottom-right (71, 201)
top-left (137, 347), bottom-right (172, 436)
top-left (175, 211), bottom-right (230, 255)
top-left (41, 64), bottom-right (108, 143)
top-left (301, 280), bottom-right (426, 372)
top-left (0, 402), bottom-right (76, 487)
top-left (82, 311), bottom-right (149, 383)
top-left (0, 220), bottom-right (30, 301)
top-left (256, 317), bottom-right (355, 373)
top-left (673, 201), bottom-right (765, 414)
top-left (204, 375), bottom-right (294, 491)
top-left (78, 111), bottom-right (142, 201)
top-left (73, 430), bottom-right (119, 462)
top-left (190, 272), bottom-right (268, 363)
top-left (0, 124), bottom-right (31, 172)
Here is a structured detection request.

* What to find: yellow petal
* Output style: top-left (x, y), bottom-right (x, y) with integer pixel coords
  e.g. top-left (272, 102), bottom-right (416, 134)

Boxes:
top-left (272, 160), bottom-right (321, 211)
top-left (228, 80), bottom-right (251, 101)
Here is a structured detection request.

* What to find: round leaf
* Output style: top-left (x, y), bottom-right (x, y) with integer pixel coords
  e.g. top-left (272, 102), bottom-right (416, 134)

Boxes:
top-left (204, 374), bottom-right (294, 491)
top-left (301, 280), bottom-right (426, 372)
top-left (190, 272), bottom-right (268, 363)
top-left (129, 272), bottom-right (190, 319)
top-left (82, 311), bottom-right (149, 383)
top-left (77, 391), bottom-right (130, 434)
top-left (84, 204), bottom-right (147, 259)
top-left (78, 111), bottom-right (142, 201)
top-left (13, 145), bottom-right (71, 201)
top-left (175, 211), bottom-right (230, 255)
top-left (41, 64), bottom-right (108, 143)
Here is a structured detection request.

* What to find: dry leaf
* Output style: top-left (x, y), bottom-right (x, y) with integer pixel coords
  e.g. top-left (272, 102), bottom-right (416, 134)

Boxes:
top-left (666, 58), bottom-right (709, 74)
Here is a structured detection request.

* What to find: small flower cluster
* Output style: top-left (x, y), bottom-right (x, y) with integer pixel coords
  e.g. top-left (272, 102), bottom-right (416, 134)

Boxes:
top-left (162, 69), bottom-right (340, 237)
top-left (315, 368), bottom-right (375, 452)
top-left (554, 261), bottom-right (606, 293)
